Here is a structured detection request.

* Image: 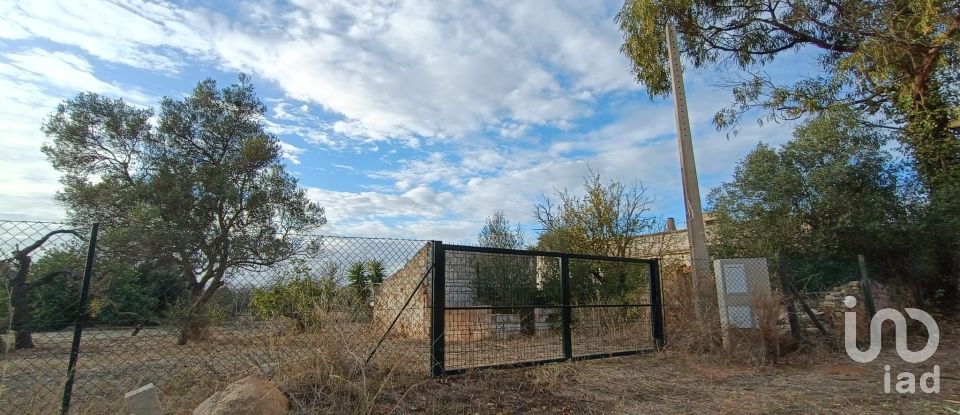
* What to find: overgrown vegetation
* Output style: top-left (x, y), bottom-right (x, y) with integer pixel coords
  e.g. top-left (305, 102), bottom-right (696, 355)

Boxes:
top-left (535, 171), bottom-right (655, 307)
top-left (251, 261), bottom-right (339, 331)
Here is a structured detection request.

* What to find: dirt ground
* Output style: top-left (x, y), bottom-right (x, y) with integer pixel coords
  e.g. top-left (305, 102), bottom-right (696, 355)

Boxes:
top-left (2, 316), bottom-right (956, 414)
top-left (369, 318), bottom-right (959, 414)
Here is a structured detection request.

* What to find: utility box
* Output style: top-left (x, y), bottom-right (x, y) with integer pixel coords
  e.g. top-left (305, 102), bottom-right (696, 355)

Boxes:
top-left (713, 258), bottom-right (773, 347)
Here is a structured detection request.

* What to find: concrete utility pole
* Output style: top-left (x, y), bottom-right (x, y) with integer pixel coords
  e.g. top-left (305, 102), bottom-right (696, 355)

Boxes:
top-left (665, 22), bottom-right (712, 320)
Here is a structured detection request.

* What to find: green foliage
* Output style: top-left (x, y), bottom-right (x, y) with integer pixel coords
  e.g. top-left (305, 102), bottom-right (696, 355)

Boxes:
top-left (473, 211), bottom-right (538, 311)
top-left (532, 170), bottom-right (655, 316)
top-left (89, 265), bottom-right (158, 326)
top-left (347, 261), bottom-right (369, 302)
top-left (473, 256), bottom-right (539, 307)
top-left (616, 0), bottom-right (960, 193)
top-left (535, 169), bottom-right (655, 257)
top-left (478, 210), bottom-right (525, 250)
top-left (41, 75), bottom-right (326, 342)
top-left (251, 261), bottom-right (338, 331)
top-left (0, 278), bottom-right (8, 333)
top-left (164, 298), bottom-right (227, 342)
top-left (708, 109), bottom-right (907, 261)
top-left (367, 260), bottom-right (386, 285)
top-left (27, 249), bottom-right (162, 329)
top-left (28, 249), bottom-right (83, 331)
top-left (135, 262), bottom-right (187, 317)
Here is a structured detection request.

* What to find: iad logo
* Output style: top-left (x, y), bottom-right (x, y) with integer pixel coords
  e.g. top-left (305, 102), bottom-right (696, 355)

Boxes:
top-left (843, 296), bottom-right (941, 393)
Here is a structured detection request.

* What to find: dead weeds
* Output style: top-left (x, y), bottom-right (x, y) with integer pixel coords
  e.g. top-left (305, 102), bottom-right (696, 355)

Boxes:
top-left (355, 316), bottom-right (959, 414)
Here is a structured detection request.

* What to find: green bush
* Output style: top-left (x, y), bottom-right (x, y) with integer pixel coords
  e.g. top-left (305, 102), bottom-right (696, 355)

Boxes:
top-left (29, 249), bottom-right (83, 331)
top-left (30, 249), bottom-right (162, 329)
top-left (90, 264), bottom-right (158, 326)
top-left (164, 298), bottom-right (227, 342)
top-left (252, 264), bottom-right (338, 331)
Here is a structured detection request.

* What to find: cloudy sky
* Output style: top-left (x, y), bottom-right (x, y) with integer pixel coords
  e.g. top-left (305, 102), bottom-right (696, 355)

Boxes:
top-left (0, 0), bottom-right (809, 243)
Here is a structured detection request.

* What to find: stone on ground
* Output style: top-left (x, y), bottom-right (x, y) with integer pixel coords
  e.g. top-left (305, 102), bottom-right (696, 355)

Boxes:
top-left (123, 383), bottom-right (163, 415)
top-left (193, 376), bottom-right (288, 415)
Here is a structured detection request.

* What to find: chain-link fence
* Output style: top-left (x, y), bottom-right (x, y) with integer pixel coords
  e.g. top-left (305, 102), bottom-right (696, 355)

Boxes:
top-left (656, 254), bottom-right (883, 352)
top-left (0, 220), bottom-right (432, 414)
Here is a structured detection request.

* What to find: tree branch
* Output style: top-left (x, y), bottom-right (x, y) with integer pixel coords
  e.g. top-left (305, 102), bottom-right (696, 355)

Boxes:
top-left (9, 229), bottom-right (83, 261)
top-left (26, 269), bottom-right (79, 290)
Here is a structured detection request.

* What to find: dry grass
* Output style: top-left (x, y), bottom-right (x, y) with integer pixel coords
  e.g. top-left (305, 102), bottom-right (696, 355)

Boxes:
top-left (368, 315), bottom-right (958, 414)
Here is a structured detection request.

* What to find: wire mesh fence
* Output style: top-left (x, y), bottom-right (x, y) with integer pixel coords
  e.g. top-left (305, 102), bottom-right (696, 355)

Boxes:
top-left (656, 254), bottom-right (882, 351)
top-left (434, 244), bottom-right (663, 375)
top-left (0, 220), bottom-right (432, 414)
top-left (1, 217), bottom-right (891, 412)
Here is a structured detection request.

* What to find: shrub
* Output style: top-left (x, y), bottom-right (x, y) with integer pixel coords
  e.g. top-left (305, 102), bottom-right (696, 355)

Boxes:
top-left (165, 298), bottom-right (227, 342)
top-left (89, 264), bottom-right (158, 326)
top-left (252, 272), bottom-right (337, 331)
top-left (29, 250), bottom-right (83, 331)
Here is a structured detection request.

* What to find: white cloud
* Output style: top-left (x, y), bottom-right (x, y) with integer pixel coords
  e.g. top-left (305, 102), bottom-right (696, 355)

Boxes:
top-left (306, 186), bottom-right (454, 224)
top-left (0, 47), bottom-right (163, 221)
top-left (202, 0), bottom-right (634, 141)
top-left (0, 0), bottom-right (801, 241)
top-left (278, 141), bottom-right (305, 165)
top-left (0, 48), bottom-right (153, 104)
top-left (1, 0), bottom-right (642, 145)
top-left (0, 0), bottom-right (213, 72)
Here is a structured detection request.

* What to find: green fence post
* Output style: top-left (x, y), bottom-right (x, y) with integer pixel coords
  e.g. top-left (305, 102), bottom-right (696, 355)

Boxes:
top-left (61, 223), bottom-right (99, 415)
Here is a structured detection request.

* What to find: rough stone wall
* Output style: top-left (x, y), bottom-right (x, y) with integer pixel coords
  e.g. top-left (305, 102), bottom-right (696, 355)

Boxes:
top-left (446, 309), bottom-right (492, 342)
top-left (372, 243), bottom-right (432, 339)
top-left (815, 280), bottom-right (897, 340)
top-left (632, 215), bottom-right (718, 263)
top-left (373, 246), bottom-right (560, 341)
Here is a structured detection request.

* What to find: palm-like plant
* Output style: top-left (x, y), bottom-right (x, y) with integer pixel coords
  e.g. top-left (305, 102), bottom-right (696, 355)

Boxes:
top-left (347, 261), bottom-right (368, 301)
top-left (367, 260), bottom-right (386, 285)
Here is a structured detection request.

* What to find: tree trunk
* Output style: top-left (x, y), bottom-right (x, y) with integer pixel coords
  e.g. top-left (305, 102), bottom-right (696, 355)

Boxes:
top-left (176, 275), bottom-right (224, 345)
top-left (10, 256), bottom-right (34, 349)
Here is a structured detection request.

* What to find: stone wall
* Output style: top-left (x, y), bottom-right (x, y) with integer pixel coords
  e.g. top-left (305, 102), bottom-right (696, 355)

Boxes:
top-left (374, 245), bottom-right (563, 341)
top-left (372, 243), bottom-right (432, 339)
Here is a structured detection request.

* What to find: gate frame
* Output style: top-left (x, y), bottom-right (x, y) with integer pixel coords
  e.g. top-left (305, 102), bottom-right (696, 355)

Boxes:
top-left (429, 242), bottom-right (664, 376)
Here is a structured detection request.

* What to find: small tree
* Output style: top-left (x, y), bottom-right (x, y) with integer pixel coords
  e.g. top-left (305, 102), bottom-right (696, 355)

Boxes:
top-left (473, 211), bottom-right (537, 334)
top-left (535, 170), bottom-right (656, 306)
top-left (535, 169), bottom-right (655, 258)
top-left (251, 260), bottom-right (339, 331)
top-left (474, 211), bottom-right (536, 306)
top-left (2, 230), bottom-right (82, 349)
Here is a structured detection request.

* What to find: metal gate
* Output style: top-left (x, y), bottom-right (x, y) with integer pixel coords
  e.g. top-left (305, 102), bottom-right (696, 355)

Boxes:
top-left (429, 242), bottom-right (664, 376)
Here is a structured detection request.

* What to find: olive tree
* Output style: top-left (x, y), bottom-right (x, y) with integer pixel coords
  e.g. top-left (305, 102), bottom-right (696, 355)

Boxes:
top-left (42, 75), bottom-right (326, 344)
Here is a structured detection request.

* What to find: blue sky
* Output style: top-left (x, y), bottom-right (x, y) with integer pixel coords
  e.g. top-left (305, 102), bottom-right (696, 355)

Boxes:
top-left (0, 0), bottom-right (806, 243)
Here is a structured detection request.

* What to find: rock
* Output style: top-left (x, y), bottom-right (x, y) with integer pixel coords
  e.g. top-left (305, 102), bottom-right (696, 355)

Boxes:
top-left (193, 376), bottom-right (288, 415)
top-left (124, 383), bottom-right (163, 415)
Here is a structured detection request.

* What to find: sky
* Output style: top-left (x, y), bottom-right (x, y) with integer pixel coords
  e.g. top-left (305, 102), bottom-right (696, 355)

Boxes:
top-left (0, 0), bottom-right (811, 244)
